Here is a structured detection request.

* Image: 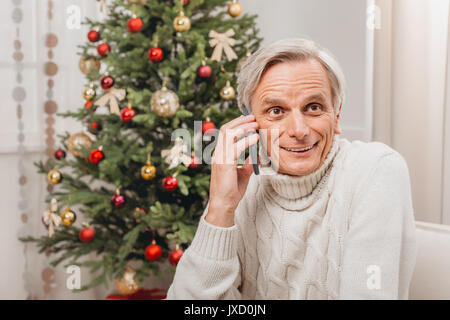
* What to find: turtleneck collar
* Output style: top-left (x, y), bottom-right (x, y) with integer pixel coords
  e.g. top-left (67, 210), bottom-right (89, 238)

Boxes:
top-left (258, 135), bottom-right (340, 209)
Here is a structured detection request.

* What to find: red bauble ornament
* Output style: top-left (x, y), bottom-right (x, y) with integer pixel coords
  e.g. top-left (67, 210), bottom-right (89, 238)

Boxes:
top-left (79, 225), bottom-right (96, 243)
top-left (84, 100), bottom-right (93, 109)
top-left (189, 156), bottom-right (201, 169)
top-left (202, 121), bottom-right (216, 135)
top-left (87, 30), bottom-right (100, 42)
top-left (162, 176), bottom-right (178, 192)
top-left (127, 17), bottom-right (143, 33)
top-left (88, 122), bottom-right (102, 135)
top-left (183, 0), bottom-right (190, 5)
top-left (168, 248), bottom-right (183, 266)
top-left (54, 148), bottom-right (66, 160)
top-left (111, 191), bottom-right (126, 208)
top-left (100, 75), bottom-right (115, 90)
top-left (121, 106), bottom-right (136, 122)
top-left (145, 240), bottom-right (162, 261)
top-left (97, 43), bottom-right (110, 57)
top-left (197, 65), bottom-right (212, 79)
top-left (148, 47), bottom-right (163, 62)
top-left (89, 147), bottom-right (105, 164)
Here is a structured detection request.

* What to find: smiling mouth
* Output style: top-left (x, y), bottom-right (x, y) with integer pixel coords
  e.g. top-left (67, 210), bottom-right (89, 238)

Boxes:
top-left (281, 142), bottom-right (318, 153)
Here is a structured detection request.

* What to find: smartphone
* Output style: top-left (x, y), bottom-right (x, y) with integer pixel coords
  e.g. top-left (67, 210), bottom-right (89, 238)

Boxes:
top-left (241, 105), bottom-right (260, 175)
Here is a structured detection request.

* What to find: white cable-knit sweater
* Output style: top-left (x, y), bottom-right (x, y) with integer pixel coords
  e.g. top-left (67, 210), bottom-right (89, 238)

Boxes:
top-left (166, 135), bottom-right (418, 299)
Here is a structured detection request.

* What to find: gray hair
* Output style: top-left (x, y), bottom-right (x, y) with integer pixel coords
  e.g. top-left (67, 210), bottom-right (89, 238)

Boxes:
top-left (237, 38), bottom-right (346, 114)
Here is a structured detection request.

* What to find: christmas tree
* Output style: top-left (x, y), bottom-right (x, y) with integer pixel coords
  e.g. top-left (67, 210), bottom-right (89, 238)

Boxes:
top-left (20, 0), bottom-right (262, 293)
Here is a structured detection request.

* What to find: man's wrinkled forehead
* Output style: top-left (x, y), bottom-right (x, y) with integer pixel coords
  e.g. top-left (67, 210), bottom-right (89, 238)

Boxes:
top-left (261, 92), bottom-right (328, 107)
top-left (251, 60), bottom-right (333, 107)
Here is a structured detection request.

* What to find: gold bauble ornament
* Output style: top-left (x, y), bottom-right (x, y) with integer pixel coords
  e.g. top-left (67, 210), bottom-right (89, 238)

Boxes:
top-left (83, 85), bottom-right (96, 101)
top-left (220, 80), bottom-right (235, 100)
top-left (114, 267), bottom-right (139, 295)
top-left (60, 207), bottom-right (76, 226)
top-left (228, 0), bottom-right (242, 18)
top-left (47, 168), bottom-right (62, 185)
top-left (67, 132), bottom-right (93, 157)
top-left (173, 11), bottom-right (191, 32)
top-left (141, 161), bottom-right (156, 180)
top-left (79, 56), bottom-right (101, 75)
top-left (150, 85), bottom-right (180, 117)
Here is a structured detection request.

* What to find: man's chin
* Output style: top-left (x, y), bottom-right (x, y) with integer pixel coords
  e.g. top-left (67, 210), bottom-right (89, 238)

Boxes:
top-left (277, 163), bottom-right (317, 176)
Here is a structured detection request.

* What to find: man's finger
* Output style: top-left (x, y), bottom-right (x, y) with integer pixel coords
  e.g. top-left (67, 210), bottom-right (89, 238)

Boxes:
top-left (226, 122), bottom-right (259, 144)
top-left (221, 114), bottom-right (255, 131)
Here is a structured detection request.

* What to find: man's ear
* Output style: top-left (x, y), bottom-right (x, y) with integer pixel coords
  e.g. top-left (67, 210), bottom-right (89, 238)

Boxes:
top-left (334, 102), bottom-right (342, 135)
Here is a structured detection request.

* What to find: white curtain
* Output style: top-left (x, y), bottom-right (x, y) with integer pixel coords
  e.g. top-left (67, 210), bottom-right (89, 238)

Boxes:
top-left (372, 0), bottom-right (450, 225)
top-left (443, 3), bottom-right (450, 226)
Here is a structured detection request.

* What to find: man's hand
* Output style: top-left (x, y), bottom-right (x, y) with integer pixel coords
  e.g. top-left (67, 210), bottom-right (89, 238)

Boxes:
top-left (205, 114), bottom-right (259, 227)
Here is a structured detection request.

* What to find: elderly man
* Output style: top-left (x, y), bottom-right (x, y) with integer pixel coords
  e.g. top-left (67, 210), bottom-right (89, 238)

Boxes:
top-left (166, 38), bottom-right (417, 299)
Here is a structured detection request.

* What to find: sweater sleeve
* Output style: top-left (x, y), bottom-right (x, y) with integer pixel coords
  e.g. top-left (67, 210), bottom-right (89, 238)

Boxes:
top-left (165, 202), bottom-right (243, 299)
top-left (339, 152), bottom-right (417, 300)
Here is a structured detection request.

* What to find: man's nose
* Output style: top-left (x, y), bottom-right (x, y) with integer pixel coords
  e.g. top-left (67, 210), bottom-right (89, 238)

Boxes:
top-left (286, 110), bottom-right (310, 139)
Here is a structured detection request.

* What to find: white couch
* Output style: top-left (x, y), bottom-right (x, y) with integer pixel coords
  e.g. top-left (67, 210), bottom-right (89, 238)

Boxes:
top-left (408, 221), bottom-right (450, 299)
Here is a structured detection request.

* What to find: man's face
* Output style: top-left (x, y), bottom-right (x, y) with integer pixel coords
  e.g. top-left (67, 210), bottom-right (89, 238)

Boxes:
top-left (251, 58), bottom-right (342, 176)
